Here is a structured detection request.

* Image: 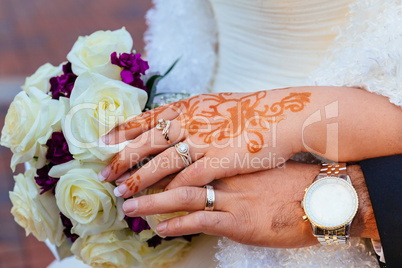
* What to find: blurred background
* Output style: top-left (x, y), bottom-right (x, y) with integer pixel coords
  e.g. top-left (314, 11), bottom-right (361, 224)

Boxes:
top-left (0, 0), bottom-right (152, 267)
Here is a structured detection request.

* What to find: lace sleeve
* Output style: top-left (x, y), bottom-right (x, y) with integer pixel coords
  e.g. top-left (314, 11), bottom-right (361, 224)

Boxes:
top-left (144, 0), bottom-right (217, 94)
top-left (310, 0), bottom-right (402, 108)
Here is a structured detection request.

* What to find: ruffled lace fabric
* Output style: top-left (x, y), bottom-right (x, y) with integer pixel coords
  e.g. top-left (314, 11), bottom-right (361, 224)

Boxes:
top-left (144, 0), bottom-right (217, 94)
top-left (310, 0), bottom-right (402, 108)
top-left (215, 238), bottom-right (378, 267)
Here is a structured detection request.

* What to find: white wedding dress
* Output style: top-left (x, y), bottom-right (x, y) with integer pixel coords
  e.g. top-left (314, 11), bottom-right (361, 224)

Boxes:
top-left (144, 0), bottom-right (402, 267)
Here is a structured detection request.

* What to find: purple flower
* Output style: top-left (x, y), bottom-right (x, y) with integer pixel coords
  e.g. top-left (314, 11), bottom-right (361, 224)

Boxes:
top-left (111, 52), bottom-right (149, 74)
top-left (46, 132), bottom-right (73, 165)
top-left (147, 235), bottom-right (163, 248)
top-left (146, 234), bottom-right (197, 248)
top-left (111, 52), bottom-right (149, 91)
top-left (34, 164), bottom-right (58, 194)
top-left (124, 216), bottom-right (150, 233)
top-left (49, 62), bottom-right (77, 100)
top-left (60, 213), bottom-right (79, 243)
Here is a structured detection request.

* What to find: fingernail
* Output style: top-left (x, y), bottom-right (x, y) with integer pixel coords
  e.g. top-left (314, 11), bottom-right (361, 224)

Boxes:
top-left (123, 199), bottom-right (138, 213)
top-left (100, 134), bottom-right (110, 145)
top-left (98, 166), bottom-right (110, 181)
top-left (156, 221), bottom-right (167, 234)
top-left (114, 184), bottom-right (127, 197)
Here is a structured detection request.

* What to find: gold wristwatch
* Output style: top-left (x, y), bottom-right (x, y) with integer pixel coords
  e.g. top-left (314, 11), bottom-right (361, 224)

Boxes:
top-left (301, 163), bottom-right (359, 245)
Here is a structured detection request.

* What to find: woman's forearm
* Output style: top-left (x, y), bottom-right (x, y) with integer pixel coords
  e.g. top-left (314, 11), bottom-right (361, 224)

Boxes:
top-left (277, 86), bottom-right (402, 162)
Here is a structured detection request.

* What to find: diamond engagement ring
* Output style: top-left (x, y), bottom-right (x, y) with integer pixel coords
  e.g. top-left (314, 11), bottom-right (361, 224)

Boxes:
top-left (204, 185), bottom-right (215, 211)
top-left (175, 142), bottom-right (192, 167)
top-left (156, 119), bottom-right (171, 144)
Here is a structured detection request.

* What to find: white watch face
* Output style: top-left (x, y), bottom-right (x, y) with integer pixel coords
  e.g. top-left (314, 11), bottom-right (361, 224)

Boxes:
top-left (303, 177), bottom-right (358, 229)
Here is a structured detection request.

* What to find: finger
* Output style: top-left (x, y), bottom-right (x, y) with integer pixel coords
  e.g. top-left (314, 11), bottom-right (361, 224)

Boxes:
top-left (123, 186), bottom-right (225, 217)
top-left (156, 211), bottom-right (236, 237)
top-left (165, 156), bottom-right (237, 190)
top-left (114, 142), bottom-right (205, 198)
top-left (99, 118), bottom-right (185, 182)
top-left (102, 104), bottom-right (183, 145)
top-left (115, 168), bottom-right (138, 186)
top-left (147, 176), bottom-right (174, 189)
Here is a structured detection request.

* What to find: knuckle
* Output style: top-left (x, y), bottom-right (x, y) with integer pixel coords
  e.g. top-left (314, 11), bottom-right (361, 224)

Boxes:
top-left (133, 130), bottom-right (151, 147)
top-left (173, 216), bottom-right (183, 230)
top-left (141, 195), bottom-right (156, 211)
top-left (177, 187), bottom-right (195, 205)
top-left (176, 169), bottom-right (193, 186)
top-left (195, 212), bottom-right (209, 229)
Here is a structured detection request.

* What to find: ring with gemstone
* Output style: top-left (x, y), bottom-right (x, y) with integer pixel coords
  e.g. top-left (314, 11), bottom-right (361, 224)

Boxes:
top-left (156, 119), bottom-right (171, 144)
top-left (174, 142), bottom-right (192, 167)
top-left (204, 185), bottom-right (215, 211)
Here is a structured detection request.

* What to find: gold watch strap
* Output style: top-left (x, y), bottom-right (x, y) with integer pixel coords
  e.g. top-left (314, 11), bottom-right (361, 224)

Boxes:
top-left (317, 233), bottom-right (348, 245)
top-left (319, 163), bottom-right (347, 176)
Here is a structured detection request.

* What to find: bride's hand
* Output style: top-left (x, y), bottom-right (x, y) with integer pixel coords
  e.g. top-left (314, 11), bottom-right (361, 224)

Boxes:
top-left (120, 161), bottom-right (378, 247)
top-left (98, 90), bottom-right (312, 198)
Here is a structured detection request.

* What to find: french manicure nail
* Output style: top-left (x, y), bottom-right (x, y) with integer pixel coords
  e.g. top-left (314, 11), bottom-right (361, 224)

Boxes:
top-left (123, 199), bottom-right (138, 213)
top-left (156, 221), bottom-right (167, 234)
top-left (101, 135), bottom-right (110, 145)
top-left (114, 184), bottom-right (127, 197)
top-left (98, 166), bottom-right (110, 181)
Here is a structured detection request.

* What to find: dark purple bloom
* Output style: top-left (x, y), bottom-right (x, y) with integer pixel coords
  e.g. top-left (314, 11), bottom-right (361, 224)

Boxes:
top-left (111, 52), bottom-right (149, 75)
top-left (49, 62), bottom-right (77, 100)
top-left (60, 213), bottom-right (79, 243)
top-left (146, 234), bottom-right (198, 248)
top-left (111, 52), bottom-right (148, 91)
top-left (34, 164), bottom-right (58, 194)
top-left (147, 235), bottom-right (163, 248)
top-left (46, 132), bottom-right (73, 165)
top-left (124, 216), bottom-right (150, 233)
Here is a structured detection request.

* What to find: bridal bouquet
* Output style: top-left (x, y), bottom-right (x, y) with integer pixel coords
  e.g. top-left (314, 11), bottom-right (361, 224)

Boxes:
top-left (1, 28), bottom-right (192, 267)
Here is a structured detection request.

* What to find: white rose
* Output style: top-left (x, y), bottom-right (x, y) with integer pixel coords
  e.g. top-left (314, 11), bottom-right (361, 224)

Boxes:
top-left (67, 27), bottom-right (132, 78)
top-left (21, 63), bottom-right (63, 93)
top-left (71, 229), bottom-right (190, 268)
top-left (9, 169), bottom-right (65, 246)
top-left (62, 72), bottom-right (147, 161)
top-left (55, 167), bottom-right (127, 237)
top-left (71, 229), bottom-right (143, 268)
top-left (0, 87), bottom-right (64, 170)
top-left (139, 238), bottom-right (191, 268)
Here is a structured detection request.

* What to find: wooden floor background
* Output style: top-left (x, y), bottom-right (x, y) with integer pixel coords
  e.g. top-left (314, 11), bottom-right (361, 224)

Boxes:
top-left (0, 1), bottom-right (152, 267)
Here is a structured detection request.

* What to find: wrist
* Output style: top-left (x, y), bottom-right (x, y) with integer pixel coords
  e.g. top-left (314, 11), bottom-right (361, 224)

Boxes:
top-left (347, 164), bottom-right (380, 239)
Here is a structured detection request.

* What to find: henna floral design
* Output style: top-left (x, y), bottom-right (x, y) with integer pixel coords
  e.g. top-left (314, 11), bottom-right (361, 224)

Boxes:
top-left (179, 91), bottom-right (311, 153)
top-left (117, 91), bottom-right (310, 154)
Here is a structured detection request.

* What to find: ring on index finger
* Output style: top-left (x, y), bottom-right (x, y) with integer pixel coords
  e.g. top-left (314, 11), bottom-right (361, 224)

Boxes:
top-left (156, 118), bottom-right (171, 144)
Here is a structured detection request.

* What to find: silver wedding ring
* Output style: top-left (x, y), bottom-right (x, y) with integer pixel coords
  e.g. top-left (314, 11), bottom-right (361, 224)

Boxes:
top-left (156, 119), bottom-right (171, 144)
top-left (174, 142), bottom-right (192, 167)
top-left (204, 185), bottom-right (215, 211)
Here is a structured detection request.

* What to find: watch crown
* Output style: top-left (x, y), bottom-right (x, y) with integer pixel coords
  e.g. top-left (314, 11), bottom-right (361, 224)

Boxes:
top-left (301, 201), bottom-right (304, 208)
top-left (302, 215), bottom-right (308, 222)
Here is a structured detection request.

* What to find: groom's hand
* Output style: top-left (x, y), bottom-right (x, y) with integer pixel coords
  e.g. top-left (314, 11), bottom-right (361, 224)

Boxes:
top-left (122, 161), bottom-right (379, 248)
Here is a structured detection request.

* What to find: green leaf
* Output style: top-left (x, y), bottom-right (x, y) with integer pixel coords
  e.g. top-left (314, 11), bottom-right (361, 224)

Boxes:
top-left (143, 57), bottom-right (181, 111)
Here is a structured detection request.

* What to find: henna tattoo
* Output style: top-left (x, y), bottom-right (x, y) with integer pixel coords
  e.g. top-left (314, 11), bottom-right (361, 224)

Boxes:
top-left (126, 175), bottom-right (141, 193)
top-left (119, 91), bottom-right (311, 153)
top-left (180, 91), bottom-right (311, 153)
top-left (110, 157), bottom-right (120, 175)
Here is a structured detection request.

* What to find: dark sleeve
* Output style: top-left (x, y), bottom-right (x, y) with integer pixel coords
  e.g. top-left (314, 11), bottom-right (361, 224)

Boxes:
top-left (360, 154), bottom-right (402, 268)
